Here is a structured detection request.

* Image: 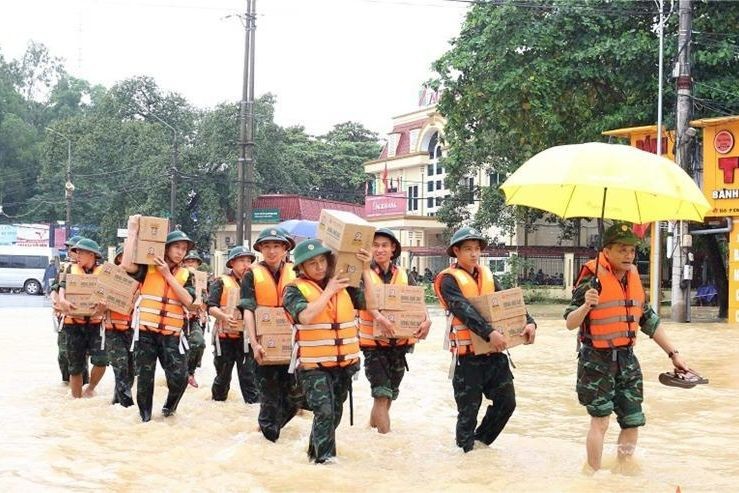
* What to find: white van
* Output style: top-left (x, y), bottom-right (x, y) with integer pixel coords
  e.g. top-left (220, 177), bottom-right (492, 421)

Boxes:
top-left (0, 246), bottom-right (58, 295)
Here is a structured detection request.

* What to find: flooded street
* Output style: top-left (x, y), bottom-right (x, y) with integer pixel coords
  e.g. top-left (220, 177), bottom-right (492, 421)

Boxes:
top-left (1, 296), bottom-right (737, 492)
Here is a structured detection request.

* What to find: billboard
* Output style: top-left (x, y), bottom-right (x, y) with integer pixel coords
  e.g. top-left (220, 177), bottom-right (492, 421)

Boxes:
top-left (365, 193), bottom-right (407, 218)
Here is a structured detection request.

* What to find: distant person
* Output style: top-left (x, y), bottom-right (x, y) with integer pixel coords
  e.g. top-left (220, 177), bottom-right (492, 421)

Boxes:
top-left (565, 222), bottom-right (692, 472)
top-left (423, 267), bottom-right (433, 283)
top-left (410, 266), bottom-right (419, 284)
top-left (182, 250), bottom-right (207, 388)
top-left (43, 260), bottom-right (58, 295)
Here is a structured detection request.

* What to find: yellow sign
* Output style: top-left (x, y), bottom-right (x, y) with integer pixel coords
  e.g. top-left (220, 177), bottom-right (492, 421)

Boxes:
top-left (601, 125), bottom-right (675, 161)
top-left (692, 116), bottom-right (739, 218)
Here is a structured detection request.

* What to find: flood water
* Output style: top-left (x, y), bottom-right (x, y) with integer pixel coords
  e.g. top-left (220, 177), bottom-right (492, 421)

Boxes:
top-left (1, 299), bottom-right (737, 492)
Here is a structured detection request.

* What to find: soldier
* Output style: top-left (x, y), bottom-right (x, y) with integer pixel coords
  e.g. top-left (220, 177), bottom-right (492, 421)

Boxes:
top-left (121, 217), bottom-right (195, 422)
top-left (433, 227), bottom-right (537, 453)
top-left (57, 238), bottom-right (108, 398)
top-left (104, 245), bottom-right (136, 407)
top-left (242, 228), bottom-right (302, 442)
top-left (358, 228), bottom-right (431, 433)
top-left (50, 235), bottom-right (86, 385)
top-left (207, 246), bottom-right (259, 403)
top-left (182, 250), bottom-right (207, 388)
top-left (283, 239), bottom-right (371, 464)
top-left (565, 222), bottom-right (691, 472)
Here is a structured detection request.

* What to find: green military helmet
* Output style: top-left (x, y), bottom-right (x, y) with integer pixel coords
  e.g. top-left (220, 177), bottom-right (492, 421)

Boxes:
top-left (603, 221), bottom-right (640, 247)
top-left (254, 228), bottom-right (294, 252)
top-left (447, 226), bottom-right (488, 257)
top-left (276, 227), bottom-right (296, 251)
top-left (114, 244), bottom-right (124, 260)
top-left (64, 235), bottom-right (84, 247)
top-left (374, 228), bottom-right (401, 260)
top-left (165, 230), bottom-right (194, 251)
top-left (71, 238), bottom-right (103, 258)
top-left (292, 239), bottom-right (332, 271)
top-left (183, 249), bottom-right (203, 264)
top-left (226, 245), bottom-right (256, 268)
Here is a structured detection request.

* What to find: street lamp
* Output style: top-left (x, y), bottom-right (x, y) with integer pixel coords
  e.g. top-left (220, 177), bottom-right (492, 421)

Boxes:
top-left (45, 127), bottom-right (75, 238)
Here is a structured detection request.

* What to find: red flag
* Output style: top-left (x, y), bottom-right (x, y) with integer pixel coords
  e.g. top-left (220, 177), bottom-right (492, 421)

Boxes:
top-left (381, 162), bottom-right (389, 193)
top-left (632, 223), bottom-right (650, 239)
top-left (364, 180), bottom-right (369, 196)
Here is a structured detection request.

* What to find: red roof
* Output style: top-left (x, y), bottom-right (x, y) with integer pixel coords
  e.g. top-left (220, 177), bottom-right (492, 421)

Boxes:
top-left (378, 118), bottom-right (428, 159)
top-left (254, 194), bottom-right (365, 221)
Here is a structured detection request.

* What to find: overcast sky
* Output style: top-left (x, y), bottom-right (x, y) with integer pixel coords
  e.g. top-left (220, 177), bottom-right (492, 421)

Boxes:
top-left (1, 0), bottom-right (468, 136)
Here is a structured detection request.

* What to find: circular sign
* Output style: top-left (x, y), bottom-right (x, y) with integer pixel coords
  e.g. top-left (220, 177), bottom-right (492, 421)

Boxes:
top-left (714, 130), bottom-right (734, 155)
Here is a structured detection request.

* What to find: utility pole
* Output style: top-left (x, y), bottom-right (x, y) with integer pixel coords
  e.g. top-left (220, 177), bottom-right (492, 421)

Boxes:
top-left (171, 133), bottom-right (179, 228)
top-left (651, 0), bottom-right (665, 311)
top-left (671, 0), bottom-right (693, 323)
top-left (46, 127), bottom-right (74, 238)
top-left (236, 0), bottom-right (256, 248)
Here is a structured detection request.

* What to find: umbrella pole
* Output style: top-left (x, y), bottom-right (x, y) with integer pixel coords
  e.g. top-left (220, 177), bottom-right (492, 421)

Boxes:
top-left (590, 188), bottom-right (607, 305)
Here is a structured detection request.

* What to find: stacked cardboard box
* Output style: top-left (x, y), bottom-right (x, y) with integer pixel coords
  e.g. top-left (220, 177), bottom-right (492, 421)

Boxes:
top-left (96, 262), bottom-right (139, 315)
top-left (254, 307), bottom-right (293, 365)
top-left (65, 273), bottom-right (102, 317)
top-left (133, 216), bottom-right (169, 265)
top-left (467, 287), bottom-right (528, 353)
top-left (221, 287), bottom-right (243, 332)
top-left (317, 209), bottom-right (375, 287)
top-left (366, 284), bottom-right (426, 340)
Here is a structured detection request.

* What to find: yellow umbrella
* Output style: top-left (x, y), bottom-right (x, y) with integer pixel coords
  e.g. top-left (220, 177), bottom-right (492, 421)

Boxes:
top-left (500, 142), bottom-right (710, 223)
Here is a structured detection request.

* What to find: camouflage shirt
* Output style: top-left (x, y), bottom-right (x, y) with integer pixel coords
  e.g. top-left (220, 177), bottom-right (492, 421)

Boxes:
top-left (563, 271), bottom-right (659, 338)
top-left (438, 267), bottom-right (536, 342)
top-left (283, 275), bottom-right (365, 322)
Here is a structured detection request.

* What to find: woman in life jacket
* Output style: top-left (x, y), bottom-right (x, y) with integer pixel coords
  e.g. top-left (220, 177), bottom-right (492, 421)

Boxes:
top-left (282, 239), bottom-right (370, 464)
top-left (565, 221), bottom-right (692, 472)
top-left (121, 215), bottom-right (195, 422)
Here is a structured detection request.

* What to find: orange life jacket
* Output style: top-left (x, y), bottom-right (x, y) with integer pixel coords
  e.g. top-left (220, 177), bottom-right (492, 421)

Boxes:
top-left (137, 265), bottom-right (190, 336)
top-left (433, 264), bottom-right (495, 356)
top-left (251, 262), bottom-right (296, 307)
top-left (289, 278), bottom-right (359, 371)
top-left (358, 265), bottom-right (415, 348)
top-left (216, 274), bottom-right (243, 339)
top-left (105, 309), bottom-right (133, 332)
top-left (63, 264), bottom-right (103, 325)
top-left (577, 256), bottom-right (644, 349)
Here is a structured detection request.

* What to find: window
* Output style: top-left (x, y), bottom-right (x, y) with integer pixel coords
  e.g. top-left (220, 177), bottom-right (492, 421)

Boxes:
top-left (489, 171), bottom-right (504, 186)
top-left (427, 164), bottom-right (434, 176)
top-left (407, 185), bottom-right (419, 212)
top-left (427, 197), bottom-right (434, 209)
top-left (0, 254), bottom-right (46, 269)
top-left (436, 162), bottom-right (443, 174)
top-left (387, 133), bottom-right (399, 158)
top-left (427, 132), bottom-right (439, 159)
top-left (436, 180), bottom-right (442, 190)
top-left (0, 255), bottom-right (9, 268)
top-left (427, 181), bottom-right (434, 192)
top-left (435, 197), bottom-right (442, 206)
top-left (409, 129), bottom-right (420, 152)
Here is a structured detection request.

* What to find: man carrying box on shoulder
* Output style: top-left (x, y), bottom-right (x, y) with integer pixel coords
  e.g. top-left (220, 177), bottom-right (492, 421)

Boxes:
top-left (182, 250), bottom-right (207, 388)
top-left (121, 215), bottom-right (195, 422)
top-left (57, 238), bottom-right (108, 399)
top-left (242, 229), bottom-right (304, 442)
top-left (358, 228), bottom-right (431, 434)
top-left (433, 227), bottom-right (537, 453)
top-left (207, 246), bottom-right (259, 404)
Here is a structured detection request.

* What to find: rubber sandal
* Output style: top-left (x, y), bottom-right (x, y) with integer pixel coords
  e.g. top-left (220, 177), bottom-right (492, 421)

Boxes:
top-left (659, 370), bottom-right (709, 389)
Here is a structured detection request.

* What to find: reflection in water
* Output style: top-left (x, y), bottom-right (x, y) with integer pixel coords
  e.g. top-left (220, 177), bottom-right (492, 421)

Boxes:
top-left (1, 304), bottom-right (737, 491)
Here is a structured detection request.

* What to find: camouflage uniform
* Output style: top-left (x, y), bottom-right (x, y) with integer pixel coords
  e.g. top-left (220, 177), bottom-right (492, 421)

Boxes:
top-left (438, 270), bottom-right (535, 452)
top-left (241, 266), bottom-right (305, 441)
top-left (186, 317), bottom-right (206, 376)
top-left (208, 277), bottom-right (259, 403)
top-left (283, 280), bottom-right (364, 463)
top-left (131, 264), bottom-right (193, 421)
top-left (363, 346), bottom-right (408, 401)
top-left (51, 272), bottom-right (90, 384)
top-left (564, 271), bottom-right (659, 429)
top-left (105, 329), bottom-right (135, 406)
top-left (63, 323), bottom-right (109, 374)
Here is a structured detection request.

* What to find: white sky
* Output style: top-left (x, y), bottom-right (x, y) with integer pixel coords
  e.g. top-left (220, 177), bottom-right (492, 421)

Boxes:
top-left (1, 0), bottom-right (467, 136)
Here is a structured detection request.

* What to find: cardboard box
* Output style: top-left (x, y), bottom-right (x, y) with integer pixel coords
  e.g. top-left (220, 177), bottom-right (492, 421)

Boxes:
top-left (255, 307), bottom-right (292, 335)
top-left (138, 216), bottom-right (169, 242)
top-left (468, 287), bottom-right (527, 322)
top-left (134, 239), bottom-right (166, 265)
top-left (193, 271), bottom-right (208, 304)
top-left (373, 310), bottom-right (426, 339)
top-left (95, 263), bottom-right (139, 314)
top-left (470, 313), bottom-right (528, 354)
top-left (334, 251), bottom-right (364, 287)
top-left (259, 333), bottom-right (293, 365)
top-left (65, 273), bottom-right (99, 295)
top-left (220, 287), bottom-right (244, 331)
top-left (66, 292), bottom-right (102, 317)
top-left (366, 284), bottom-right (425, 311)
top-left (317, 209), bottom-right (376, 252)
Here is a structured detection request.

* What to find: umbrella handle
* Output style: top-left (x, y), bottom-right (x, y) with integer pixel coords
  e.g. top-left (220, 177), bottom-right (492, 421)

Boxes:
top-left (589, 252), bottom-right (602, 308)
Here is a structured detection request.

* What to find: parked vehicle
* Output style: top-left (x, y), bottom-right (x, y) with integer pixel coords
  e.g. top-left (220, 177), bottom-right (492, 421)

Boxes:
top-left (0, 246), bottom-right (59, 295)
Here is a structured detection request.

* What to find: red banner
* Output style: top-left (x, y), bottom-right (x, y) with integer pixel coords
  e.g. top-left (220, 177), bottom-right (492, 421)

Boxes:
top-left (365, 193), bottom-right (407, 218)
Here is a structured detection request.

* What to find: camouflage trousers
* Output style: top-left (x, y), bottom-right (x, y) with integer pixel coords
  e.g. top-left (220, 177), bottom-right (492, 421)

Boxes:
top-left (57, 328), bottom-right (89, 384)
top-left (256, 364), bottom-right (306, 442)
top-left (299, 364), bottom-right (358, 463)
top-left (576, 345), bottom-right (645, 428)
top-left (212, 337), bottom-right (260, 403)
top-left (185, 319), bottom-right (206, 376)
top-left (362, 346), bottom-right (409, 400)
top-left (105, 329), bottom-right (135, 406)
top-left (64, 322), bottom-right (108, 375)
top-left (134, 330), bottom-right (188, 422)
top-left (452, 353), bottom-right (516, 453)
